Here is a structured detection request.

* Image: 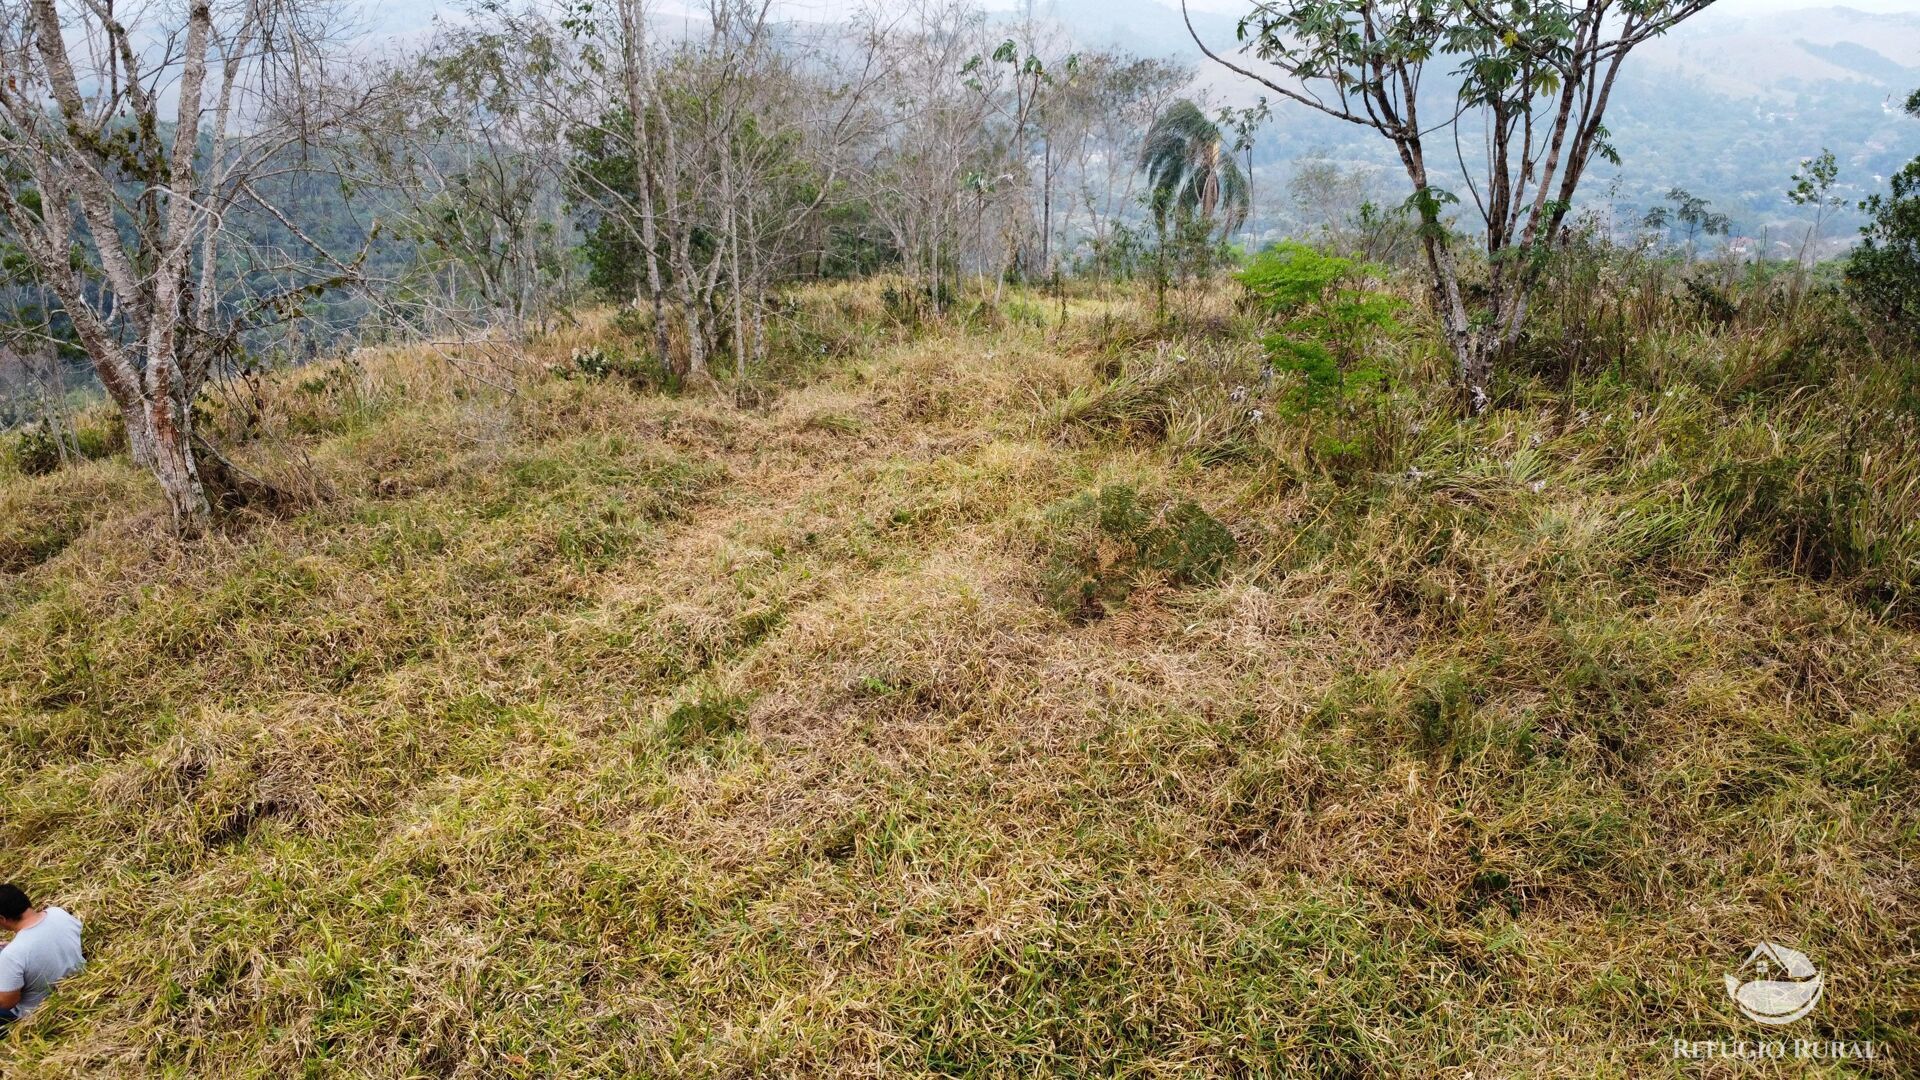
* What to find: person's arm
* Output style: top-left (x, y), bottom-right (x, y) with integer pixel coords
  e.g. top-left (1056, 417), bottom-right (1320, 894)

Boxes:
top-left (0, 952), bottom-right (22, 1009)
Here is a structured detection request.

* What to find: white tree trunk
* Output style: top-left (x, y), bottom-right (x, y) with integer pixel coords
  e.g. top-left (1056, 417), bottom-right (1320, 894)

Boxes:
top-left (123, 394), bottom-right (212, 534)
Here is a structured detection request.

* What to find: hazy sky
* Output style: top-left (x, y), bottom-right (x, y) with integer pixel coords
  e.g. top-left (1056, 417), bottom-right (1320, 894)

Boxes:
top-left (1732, 0), bottom-right (1920, 9)
top-left (1197, 0), bottom-right (1920, 9)
top-left (365, 0), bottom-right (1920, 33)
top-left (1046, 0), bottom-right (1920, 13)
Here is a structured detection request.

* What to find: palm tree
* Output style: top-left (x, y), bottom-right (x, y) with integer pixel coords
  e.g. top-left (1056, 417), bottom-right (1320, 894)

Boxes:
top-left (1138, 100), bottom-right (1251, 237)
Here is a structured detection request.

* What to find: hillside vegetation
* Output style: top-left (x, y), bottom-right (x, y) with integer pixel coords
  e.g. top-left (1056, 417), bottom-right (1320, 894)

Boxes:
top-left (1, 276), bottom-right (1917, 1076)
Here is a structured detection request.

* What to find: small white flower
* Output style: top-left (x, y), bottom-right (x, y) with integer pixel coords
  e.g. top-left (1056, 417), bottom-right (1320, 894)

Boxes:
top-left (1249, 408), bottom-right (1264, 422)
top-left (1530, 480), bottom-right (1546, 493)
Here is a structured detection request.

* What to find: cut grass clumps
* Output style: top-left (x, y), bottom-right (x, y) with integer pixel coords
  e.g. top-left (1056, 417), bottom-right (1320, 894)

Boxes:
top-left (659, 692), bottom-right (750, 752)
top-left (1041, 362), bottom-right (1179, 445)
top-left (1037, 484), bottom-right (1235, 621)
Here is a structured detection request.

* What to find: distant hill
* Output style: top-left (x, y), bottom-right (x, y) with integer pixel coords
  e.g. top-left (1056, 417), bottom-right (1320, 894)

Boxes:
top-left (1642, 6), bottom-right (1920, 99)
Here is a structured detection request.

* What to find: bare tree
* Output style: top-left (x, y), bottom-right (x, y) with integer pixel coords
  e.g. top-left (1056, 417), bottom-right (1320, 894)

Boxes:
top-left (513, 0), bottom-right (887, 377)
top-left (864, 0), bottom-right (996, 308)
top-left (1044, 53), bottom-right (1186, 283)
top-left (0, 0), bottom-right (360, 531)
top-left (961, 19), bottom-right (1073, 297)
top-left (343, 25), bottom-right (576, 339)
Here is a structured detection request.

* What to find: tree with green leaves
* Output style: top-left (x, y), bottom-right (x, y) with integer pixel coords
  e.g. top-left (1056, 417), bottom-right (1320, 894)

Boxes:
top-left (1185, 0), bottom-right (1718, 412)
top-left (1240, 242), bottom-right (1401, 403)
top-left (1788, 149), bottom-right (1844, 267)
top-left (1215, 100), bottom-right (1270, 240)
top-left (1239, 242), bottom-right (1404, 475)
top-left (1847, 89), bottom-right (1920, 341)
top-left (1643, 186), bottom-right (1735, 259)
top-left (1139, 99), bottom-right (1251, 239)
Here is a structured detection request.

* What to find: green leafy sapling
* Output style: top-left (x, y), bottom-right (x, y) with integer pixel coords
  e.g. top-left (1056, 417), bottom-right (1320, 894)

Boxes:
top-left (1237, 243), bottom-right (1401, 410)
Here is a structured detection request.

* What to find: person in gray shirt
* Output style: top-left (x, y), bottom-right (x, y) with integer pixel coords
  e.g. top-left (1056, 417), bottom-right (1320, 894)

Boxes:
top-left (0, 884), bottom-right (84, 1026)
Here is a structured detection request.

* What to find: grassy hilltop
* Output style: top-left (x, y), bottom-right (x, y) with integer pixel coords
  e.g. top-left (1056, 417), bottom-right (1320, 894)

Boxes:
top-left (1, 277), bottom-right (1917, 1076)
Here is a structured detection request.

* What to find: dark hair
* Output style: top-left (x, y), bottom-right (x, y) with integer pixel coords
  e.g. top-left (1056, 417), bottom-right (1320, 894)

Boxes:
top-left (0, 885), bottom-right (29, 921)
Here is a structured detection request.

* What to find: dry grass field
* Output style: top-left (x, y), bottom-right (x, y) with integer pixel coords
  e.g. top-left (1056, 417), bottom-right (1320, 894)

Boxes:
top-left (1, 280), bottom-right (1916, 1076)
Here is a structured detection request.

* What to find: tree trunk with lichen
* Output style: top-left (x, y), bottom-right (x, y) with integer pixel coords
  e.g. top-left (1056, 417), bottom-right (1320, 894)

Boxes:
top-left (130, 393), bottom-right (212, 536)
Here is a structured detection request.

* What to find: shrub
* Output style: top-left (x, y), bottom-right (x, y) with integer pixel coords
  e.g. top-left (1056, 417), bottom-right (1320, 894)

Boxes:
top-left (9, 424), bottom-right (64, 476)
top-left (880, 279), bottom-right (953, 326)
top-left (554, 344), bottom-right (675, 393)
top-left (567, 345), bottom-right (619, 380)
top-left (1001, 296), bottom-right (1050, 327)
top-left (609, 303), bottom-right (654, 343)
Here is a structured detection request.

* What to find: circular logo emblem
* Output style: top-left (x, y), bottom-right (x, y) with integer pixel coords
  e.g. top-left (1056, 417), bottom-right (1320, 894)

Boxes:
top-left (1725, 942), bottom-right (1823, 1026)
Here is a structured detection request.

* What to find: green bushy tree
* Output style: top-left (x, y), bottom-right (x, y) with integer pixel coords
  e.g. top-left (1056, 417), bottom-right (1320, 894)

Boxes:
top-left (1847, 89), bottom-right (1920, 340)
top-left (1239, 243), bottom-right (1401, 405)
